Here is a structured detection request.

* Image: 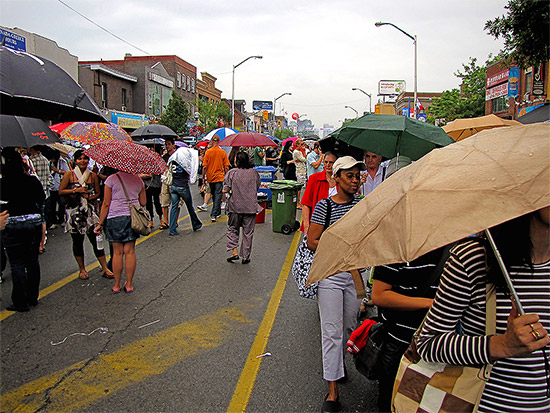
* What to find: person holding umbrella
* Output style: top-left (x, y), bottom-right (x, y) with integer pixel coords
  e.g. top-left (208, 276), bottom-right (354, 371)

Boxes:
top-left (58, 150), bottom-right (112, 280)
top-left (306, 156), bottom-right (367, 412)
top-left (416, 209), bottom-right (550, 412)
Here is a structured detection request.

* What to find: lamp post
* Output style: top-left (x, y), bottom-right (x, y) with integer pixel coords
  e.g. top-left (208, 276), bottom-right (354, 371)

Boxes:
top-left (344, 105), bottom-right (358, 119)
top-left (375, 21), bottom-right (417, 118)
top-left (273, 92), bottom-right (291, 134)
top-left (231, 55), bottom-right (262, 129)
top-left (352, 88), bottom-right (372, 113)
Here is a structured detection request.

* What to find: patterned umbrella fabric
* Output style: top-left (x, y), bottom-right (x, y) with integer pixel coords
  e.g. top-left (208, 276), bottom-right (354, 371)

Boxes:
top-left (204, 127), bottom-right (238, 141)
top-left (84, 140), bottom-right (167, 175)
top-left (49, 122), bottom-right (75, 134)
top-left (60, 122), bottom-right (132, 146)
top-left (220, 132), bottom-right (277, 147)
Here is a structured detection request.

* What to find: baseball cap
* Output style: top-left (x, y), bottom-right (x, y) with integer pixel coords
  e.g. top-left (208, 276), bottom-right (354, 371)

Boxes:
top-left (332, 156), bottom-right (367, 178)
top-left (211, 135), bottom-right (220, 142)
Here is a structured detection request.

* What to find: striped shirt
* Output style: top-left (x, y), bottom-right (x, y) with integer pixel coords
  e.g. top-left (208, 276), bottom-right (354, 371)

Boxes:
top-left (310, 194), bottom-right (362, 227)
top-left (417, 239), bottom-right (550, 412)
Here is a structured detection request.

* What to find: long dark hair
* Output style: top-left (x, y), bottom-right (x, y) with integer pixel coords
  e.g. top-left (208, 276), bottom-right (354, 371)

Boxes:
top-left (1, 147), bottom-right (26, 178)
top-left (235, 151), bottom-right (252, 169)
top-left (485, 213), bottom-right (534, 288)
top-left (283, 141), bottom-right (293, 153)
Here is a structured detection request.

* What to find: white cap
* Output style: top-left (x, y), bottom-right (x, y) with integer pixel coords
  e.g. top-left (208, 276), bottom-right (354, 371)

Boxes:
top-left (332, 156), bottom-right (367, 178)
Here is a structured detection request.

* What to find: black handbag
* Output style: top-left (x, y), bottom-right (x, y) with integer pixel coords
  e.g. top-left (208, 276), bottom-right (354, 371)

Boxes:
top-left (353, 318), bottom-right (389, 380)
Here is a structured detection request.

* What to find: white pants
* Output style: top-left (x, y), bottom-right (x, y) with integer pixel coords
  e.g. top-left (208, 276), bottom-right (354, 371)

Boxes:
top-left (317, 271), bottom-right (361, 381)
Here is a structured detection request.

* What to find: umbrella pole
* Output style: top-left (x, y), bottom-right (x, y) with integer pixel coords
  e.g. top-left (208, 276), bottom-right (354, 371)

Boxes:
top-left (484, 229), bottom-right (525, 315)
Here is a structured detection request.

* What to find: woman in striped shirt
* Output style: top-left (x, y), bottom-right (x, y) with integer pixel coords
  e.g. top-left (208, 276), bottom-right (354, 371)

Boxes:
top-left (417, 207), bottom-right (550, 412)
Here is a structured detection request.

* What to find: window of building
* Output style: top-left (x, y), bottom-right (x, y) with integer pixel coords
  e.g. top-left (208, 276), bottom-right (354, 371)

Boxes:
top-left (121, 88), bottom-right (127, 108)
top-left (187, 76), bottom-right (191, 92)
top-left (177, 72), bottom-right (182, 88)
top-left (491, 96), bottom-right (509, 113)
top-left (191, 78), bottom-right (195, 93)
top-left (181, 74), bottom-right (186, 90)
top-left (101, 83), bottom-right (108, 108)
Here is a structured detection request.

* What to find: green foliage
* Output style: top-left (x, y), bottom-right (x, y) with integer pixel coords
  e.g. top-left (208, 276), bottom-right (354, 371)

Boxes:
top-left (274, 128), bottom-right (294, 140)
top-left (159, 91), bottom-right (191, 136)
top-left (485, 0), bottom-right (550, 68)
top-left (197, 100), bottom-right (232, 131)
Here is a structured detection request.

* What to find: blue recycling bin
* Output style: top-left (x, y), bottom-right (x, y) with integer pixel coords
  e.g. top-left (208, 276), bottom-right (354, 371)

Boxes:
top-left (254, 166), bottom-right (277, 200)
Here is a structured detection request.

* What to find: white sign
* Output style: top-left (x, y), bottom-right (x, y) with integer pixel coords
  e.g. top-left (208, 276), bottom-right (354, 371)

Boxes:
top-left (148, 72), bottom-right (174, 88)
top-left (378, 80), bottom-right (406, 95)
top-left (486, 83), bottom-right (508, 101)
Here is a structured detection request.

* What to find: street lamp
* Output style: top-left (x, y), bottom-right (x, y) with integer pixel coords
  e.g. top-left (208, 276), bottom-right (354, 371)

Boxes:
top-left (344, 105), bottom-right (358, 119)
top-left (352, 88), bottom-right (372, 113)
top-left (273, 92), bottom-right (291, 133)
top-left (231, 55), bottom-right (263, 129)
top-left (375, 21), bottom-right (417, 117)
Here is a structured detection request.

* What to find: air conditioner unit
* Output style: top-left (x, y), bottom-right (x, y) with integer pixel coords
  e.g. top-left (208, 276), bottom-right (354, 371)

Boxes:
top-left (121, 105), bottom-right (127, 111)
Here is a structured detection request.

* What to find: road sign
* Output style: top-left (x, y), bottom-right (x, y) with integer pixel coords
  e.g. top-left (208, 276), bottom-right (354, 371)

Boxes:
top-left (263, 110), bottom-right (268, 120)
top-left (277, 120), bottom-right (281, 127)
top-left (253, 100), bottom-right (274, 111)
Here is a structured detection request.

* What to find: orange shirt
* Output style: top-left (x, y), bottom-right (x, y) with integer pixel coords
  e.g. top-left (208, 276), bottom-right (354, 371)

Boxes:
top-left (203, 146), bottom-right (230, 183)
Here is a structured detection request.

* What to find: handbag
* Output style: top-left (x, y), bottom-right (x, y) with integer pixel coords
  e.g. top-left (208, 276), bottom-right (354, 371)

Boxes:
top-left (353, 318), bottom-right (389, 380)
top-left (161, 165), bottom-right (173, 186)
top-left (291, 200), bottom-right (332, 299)
top-left (115, 174), bottom-right (152, 236)
top-left (391, 284), bottom-right (496, 413)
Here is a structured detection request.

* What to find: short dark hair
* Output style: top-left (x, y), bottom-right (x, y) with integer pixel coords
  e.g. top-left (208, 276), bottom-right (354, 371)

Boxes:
top-left (235, 151), bottom-right (252, 169)
top-left (165, 137), bottom-right (175, 145)
top-left (73, 149), bottom-right (89, 162)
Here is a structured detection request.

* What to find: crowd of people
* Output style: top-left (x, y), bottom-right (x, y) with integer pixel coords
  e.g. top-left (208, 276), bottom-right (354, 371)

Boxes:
top-left (1, 133), bottom-right (548, 412)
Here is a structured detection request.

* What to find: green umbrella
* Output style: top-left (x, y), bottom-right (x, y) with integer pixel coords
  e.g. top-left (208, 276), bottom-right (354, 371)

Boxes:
top-left (332, 114), bottom-right (454, 161)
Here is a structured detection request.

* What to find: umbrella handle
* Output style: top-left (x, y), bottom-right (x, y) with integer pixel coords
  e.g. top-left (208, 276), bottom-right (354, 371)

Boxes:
top-left (484, 229), bottom-right (524, 316)
top-left (350, 269), bottom-right (366, 299)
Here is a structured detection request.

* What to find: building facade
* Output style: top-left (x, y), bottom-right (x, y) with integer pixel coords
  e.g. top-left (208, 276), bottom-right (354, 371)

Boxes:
top-left (394, 92), bottom-right (442, 117)
top-left (196, 72), bottom-right (222, 103)
top-left (485, 60), bottom-right (549, 119)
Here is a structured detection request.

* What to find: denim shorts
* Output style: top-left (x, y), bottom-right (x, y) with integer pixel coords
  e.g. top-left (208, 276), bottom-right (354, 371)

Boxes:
top-left (105, 215), bottom-right (139, 243)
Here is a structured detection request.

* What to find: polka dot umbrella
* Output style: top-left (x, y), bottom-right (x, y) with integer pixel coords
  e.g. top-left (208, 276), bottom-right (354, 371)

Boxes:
top-left (84, 140), bottom-right (167, 175)
top-left (59, 122), bottom-right (132, 146)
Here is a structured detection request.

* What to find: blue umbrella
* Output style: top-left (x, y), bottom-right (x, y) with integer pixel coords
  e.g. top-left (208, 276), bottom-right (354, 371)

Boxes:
top-left (204, 127), bottom-right (238, 141)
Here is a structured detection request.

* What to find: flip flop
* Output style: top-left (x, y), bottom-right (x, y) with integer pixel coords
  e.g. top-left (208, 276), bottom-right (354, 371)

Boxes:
top-left (159, 223), bottom-right (169, 230)
top-left (79, 271), bottom-right (89, 280)
top-left (112, 287), bottom-right (121, 294)
top-left (102, 271), bottom-right (114, 279)
top-left (123, 283), bottom-right (134, 293)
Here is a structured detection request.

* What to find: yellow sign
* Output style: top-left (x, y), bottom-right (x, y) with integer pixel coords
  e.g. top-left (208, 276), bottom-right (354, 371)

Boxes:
top-left (117, 116), bottom-right (144, 129)
top-left (263, 110), bottom-right (268, 120)
top-left (375, 104), bottom-right (381, 114)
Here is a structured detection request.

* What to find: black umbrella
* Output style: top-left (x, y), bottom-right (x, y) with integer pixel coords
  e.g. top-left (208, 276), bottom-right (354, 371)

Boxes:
top-left (130, 124), bottom-right (178, 140)
top-left (0, 47), bottom-right (106, 123)
top-left (0, 114), bottom-right (61, 147)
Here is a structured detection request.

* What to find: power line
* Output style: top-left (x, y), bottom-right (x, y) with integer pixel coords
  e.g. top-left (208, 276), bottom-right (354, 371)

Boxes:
top-left (57, 0), bottom-right (150, 56)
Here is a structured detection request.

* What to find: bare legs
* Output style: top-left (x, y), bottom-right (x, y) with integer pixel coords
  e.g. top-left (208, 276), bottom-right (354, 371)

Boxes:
top-left (112, 241), bottom-right (137, 292)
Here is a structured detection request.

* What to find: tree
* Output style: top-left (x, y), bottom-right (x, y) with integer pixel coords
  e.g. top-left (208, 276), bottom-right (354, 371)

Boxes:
top-left (485, 0), bottom-right (550, 68)
top-left (159, 91), bottom-right (191, 136)
top-left (197, 100), bottom-right (232, 131)
top-left (274, 128), bottom-right (294, 140)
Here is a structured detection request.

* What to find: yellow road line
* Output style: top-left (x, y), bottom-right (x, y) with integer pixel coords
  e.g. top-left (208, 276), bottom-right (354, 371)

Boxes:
top-left (1, 300), bottom-right (260, 412)
top-left (227, 228), bottom-right (301, 413)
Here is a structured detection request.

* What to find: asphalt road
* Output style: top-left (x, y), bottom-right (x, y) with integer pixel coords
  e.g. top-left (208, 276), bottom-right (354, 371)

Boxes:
top-left (0, 185), bottom-right (379, 412)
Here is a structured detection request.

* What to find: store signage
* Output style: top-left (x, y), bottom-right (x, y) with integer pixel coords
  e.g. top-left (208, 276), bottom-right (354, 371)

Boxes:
top-left (486, 83), bottom-right (508, 101)
top-left (112, 112), bottom-right (145, 129)
top-left (253, 100), bottom-right (273, 110)
top-left (533, 63), bottom-right (545, 96)
top-left (0, 29), bottom-right (26, 52)
top-left (378, 80), bottom-right (406, 95)
top-left (508, 67), bottom-right (519, 97)
top-left (148, 72), bottom-right (174, 88)
top-left (486, 69), bottom-right (509, 88)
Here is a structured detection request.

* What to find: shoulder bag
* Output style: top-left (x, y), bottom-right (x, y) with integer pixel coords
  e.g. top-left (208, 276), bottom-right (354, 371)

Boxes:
top-left (391, 284), bottom-right (496, 413)
top-left (161, 164), bottom-right (173, 186)
top-left (115, 174), bottom-right (152, 236)
top-left (291, 199), bottom-right (332, 299)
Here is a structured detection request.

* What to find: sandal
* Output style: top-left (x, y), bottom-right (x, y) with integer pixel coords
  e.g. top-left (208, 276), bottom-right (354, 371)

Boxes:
top-left (79, 271), bottom-right (89, 280)
top-left (159, 223), bottom-right (169, 230)
top-left (123, 282), bottom-right (134, 293)
top-left (102, 270), bottom-right (114, 279)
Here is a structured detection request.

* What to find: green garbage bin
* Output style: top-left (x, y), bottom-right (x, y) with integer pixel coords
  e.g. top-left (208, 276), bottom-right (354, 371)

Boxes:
top-left (268, 181), bottom-right (303, 234)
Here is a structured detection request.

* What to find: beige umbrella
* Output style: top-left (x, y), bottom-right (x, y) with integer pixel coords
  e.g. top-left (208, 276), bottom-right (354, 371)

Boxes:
top-left (307, 123), bottom-right (550, 287)
top-left (442, 114), bottom-right (521, 141)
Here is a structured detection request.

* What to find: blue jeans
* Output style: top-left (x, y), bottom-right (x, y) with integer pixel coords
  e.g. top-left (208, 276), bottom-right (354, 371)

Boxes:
top-left (209, 181), bottom-right (223, 218)
top-left (170, 185), bottom-right (202, 234)
top-left (2, 220), bottom-right (42, 309)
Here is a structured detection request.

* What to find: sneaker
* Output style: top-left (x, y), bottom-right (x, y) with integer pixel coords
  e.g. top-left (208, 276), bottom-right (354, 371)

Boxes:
top-left (197, 204), bottom-right (208, 211)
top-left (210, 217), bottom-right (217, 222)
top-left (193, 225), bottom-right (203, 232)
top-left (221, 202), bottom-right (226, 210)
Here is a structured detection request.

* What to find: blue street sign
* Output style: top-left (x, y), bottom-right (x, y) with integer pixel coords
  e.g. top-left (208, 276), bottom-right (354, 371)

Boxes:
top-left (252, 100), bottom-right (273, 111)
top-left (0, 29), bottom-right (26, 52)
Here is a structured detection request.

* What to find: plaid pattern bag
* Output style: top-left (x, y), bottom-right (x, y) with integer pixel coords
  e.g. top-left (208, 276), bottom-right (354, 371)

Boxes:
top-left (392, 285), bottom-right (495, 413)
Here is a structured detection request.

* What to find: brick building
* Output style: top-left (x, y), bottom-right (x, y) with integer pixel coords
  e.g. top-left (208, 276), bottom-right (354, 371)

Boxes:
top-left (196, 72), bottom-right (222, 103)
top-left (485, 60), bottom-right (549, 119)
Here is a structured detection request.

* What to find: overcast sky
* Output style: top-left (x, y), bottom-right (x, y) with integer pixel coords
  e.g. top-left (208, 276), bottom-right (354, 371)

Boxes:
top-left (2, 0), bottom-right (508, 128)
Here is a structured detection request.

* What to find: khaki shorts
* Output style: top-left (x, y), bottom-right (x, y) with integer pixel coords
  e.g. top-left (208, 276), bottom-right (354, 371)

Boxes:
top-left (161, 183), bottom-right (185, 208)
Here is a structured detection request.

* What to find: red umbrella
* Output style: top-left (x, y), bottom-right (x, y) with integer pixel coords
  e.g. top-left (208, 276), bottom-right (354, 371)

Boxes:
top-left (196, 140), bottom-right (209, 148)
top-left (49, 122), bottom-right (75, 134)
top-left (220, 132), bottom-right (277, 147)
top-left (84, 140), bottom-right (167, 175)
